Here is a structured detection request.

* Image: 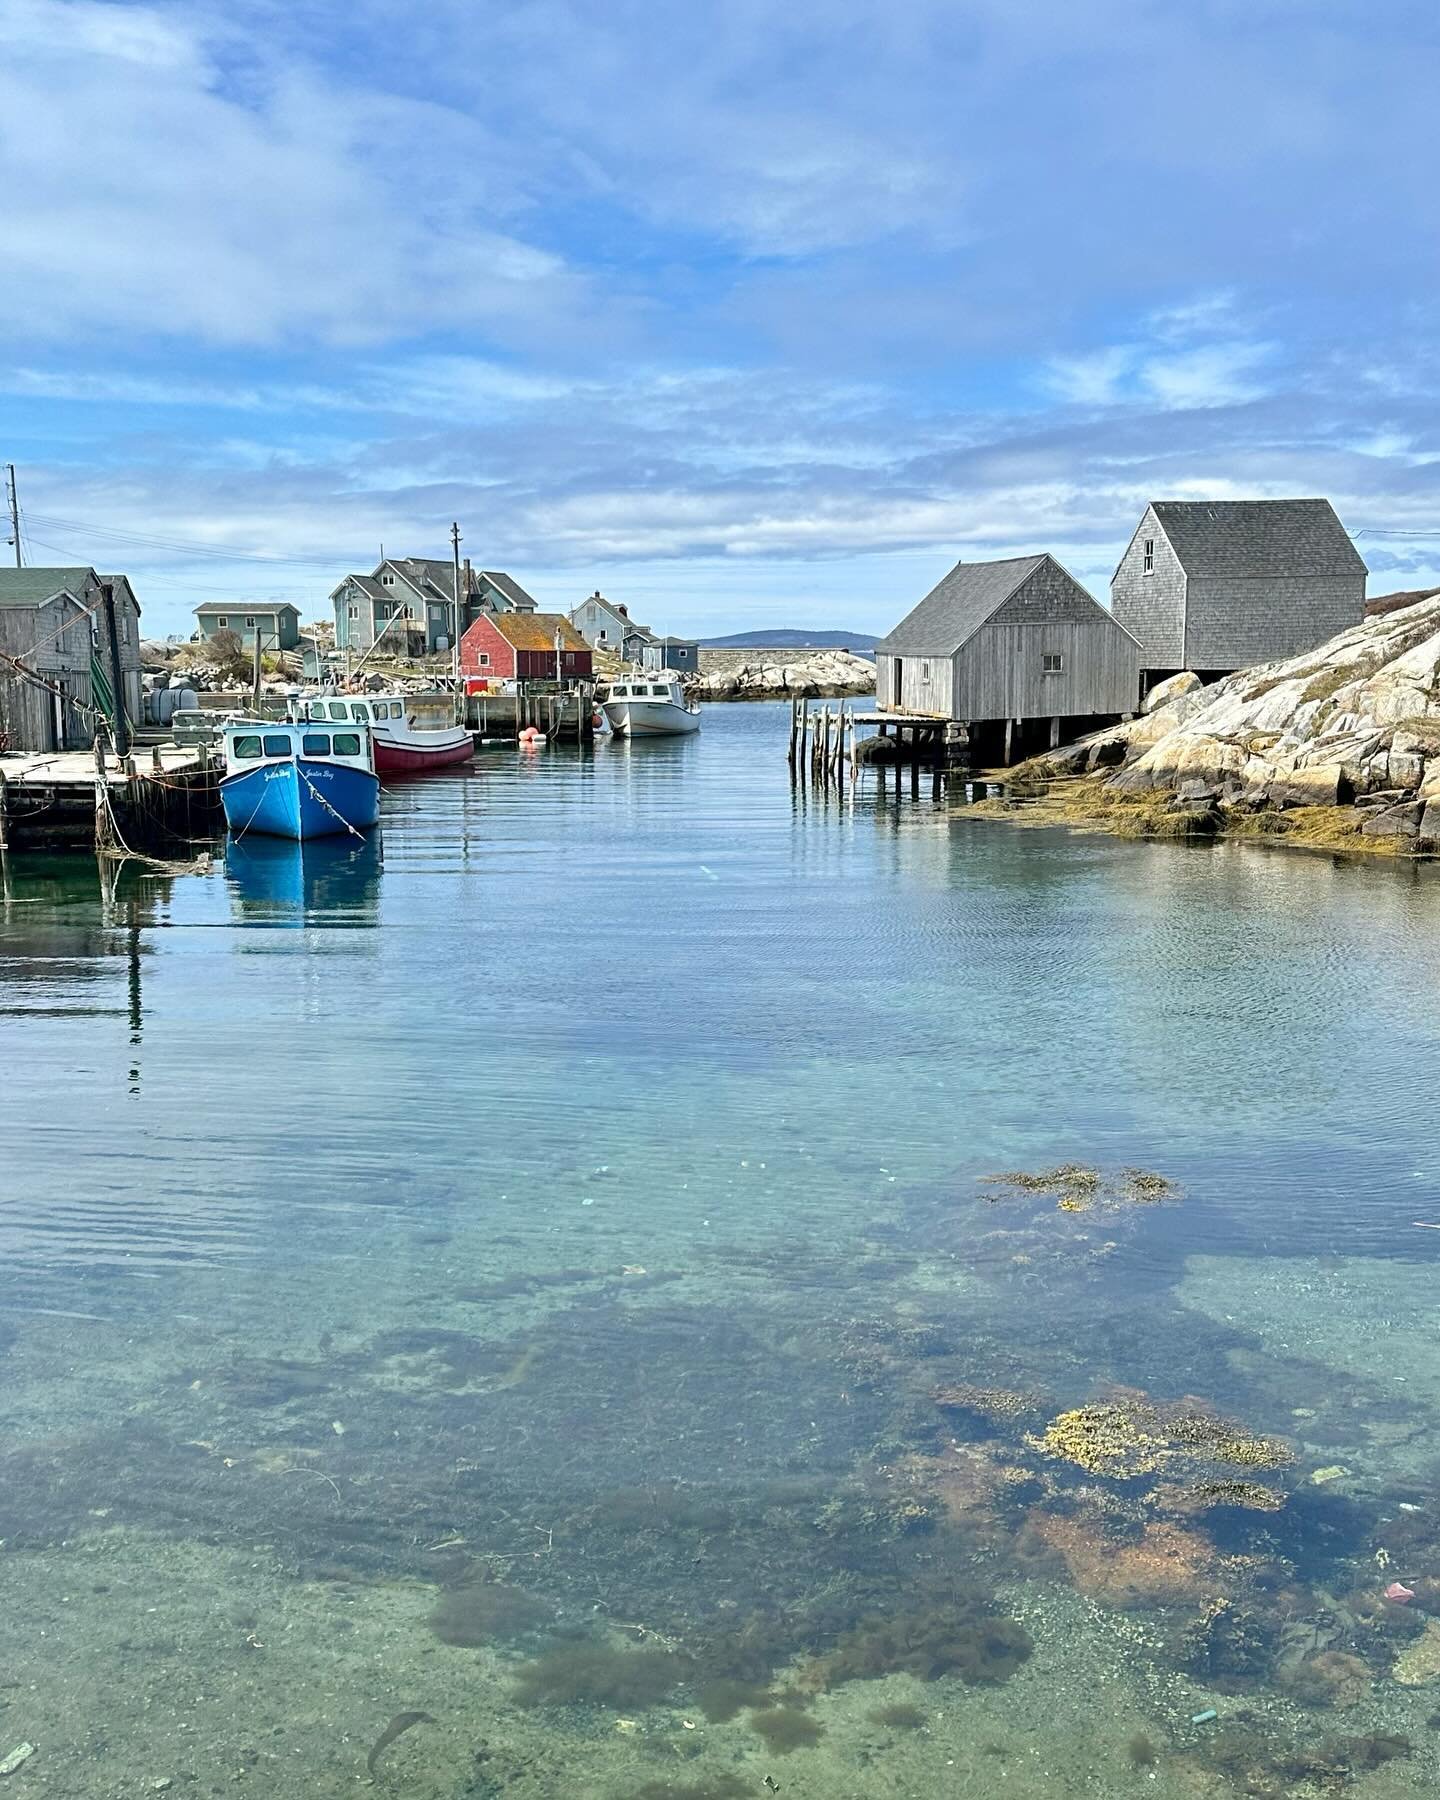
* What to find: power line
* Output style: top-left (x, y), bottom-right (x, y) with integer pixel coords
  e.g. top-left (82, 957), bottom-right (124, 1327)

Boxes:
top-left (22, 509), bottom-right (353, 568)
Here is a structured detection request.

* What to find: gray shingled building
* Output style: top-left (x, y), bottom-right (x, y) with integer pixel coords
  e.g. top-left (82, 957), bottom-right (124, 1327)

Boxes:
top-left (1111, 499), bottom-right (1367, 688)
top-left (875, 553), bottom-right (1141, 758)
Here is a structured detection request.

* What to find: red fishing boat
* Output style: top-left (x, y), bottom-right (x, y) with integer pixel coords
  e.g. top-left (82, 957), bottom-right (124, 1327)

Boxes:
top-left (302, 693), bottom-right (474, 778)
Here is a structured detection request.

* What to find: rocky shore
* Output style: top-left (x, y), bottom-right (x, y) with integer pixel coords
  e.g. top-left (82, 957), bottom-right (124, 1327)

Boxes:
top-left (994, 592), bottom-right (1440, 854)
top-left (688, 648), bottom-right (875, 701)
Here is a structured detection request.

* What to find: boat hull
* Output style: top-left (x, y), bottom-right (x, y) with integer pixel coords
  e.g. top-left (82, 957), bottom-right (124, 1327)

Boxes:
top-left (603, 699), bottom-right (701, 737)
top-left (220, 758), bottom-right (380, 840)
top-left (373, 731), bottom-right (475, 775)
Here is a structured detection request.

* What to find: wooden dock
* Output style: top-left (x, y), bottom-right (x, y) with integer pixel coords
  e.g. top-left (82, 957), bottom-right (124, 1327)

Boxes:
top-left (0, 743), bottom-right (222, 855)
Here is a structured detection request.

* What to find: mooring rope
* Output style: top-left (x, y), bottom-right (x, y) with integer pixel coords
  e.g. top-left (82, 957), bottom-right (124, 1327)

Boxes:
top-left (296, 765), bottom-right (367, 841)
top-left (94, 774), bottom-right (211, 875)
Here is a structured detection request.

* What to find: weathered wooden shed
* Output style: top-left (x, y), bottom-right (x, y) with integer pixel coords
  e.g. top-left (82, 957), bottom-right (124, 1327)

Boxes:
top-left (1111, 498), bottom-right (1367, 688)
top-left (875, 554), bottom-right (1141, 757)
top-left (0, 567), bottom-right (142, 752)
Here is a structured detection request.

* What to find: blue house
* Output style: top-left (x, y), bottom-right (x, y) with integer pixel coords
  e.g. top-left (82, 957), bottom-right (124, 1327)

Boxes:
top-left (332, 558), bottom-right (538, 656)
top-left (639, 636), bottom-right (699, 673)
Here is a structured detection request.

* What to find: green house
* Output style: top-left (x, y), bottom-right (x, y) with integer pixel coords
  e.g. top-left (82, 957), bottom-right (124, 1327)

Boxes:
top-left (194, 601), bottom-right (301, 651)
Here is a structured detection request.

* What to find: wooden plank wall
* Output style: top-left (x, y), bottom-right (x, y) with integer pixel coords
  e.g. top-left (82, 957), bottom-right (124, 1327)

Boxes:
top-left (952, 619), bottom-right (1139, 720)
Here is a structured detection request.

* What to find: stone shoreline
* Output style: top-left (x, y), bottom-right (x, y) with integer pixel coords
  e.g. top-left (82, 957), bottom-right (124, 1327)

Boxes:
top-left (972, 593), bottom-right (1440, 858)
top-left (688, 648), bottom-right (875, 702)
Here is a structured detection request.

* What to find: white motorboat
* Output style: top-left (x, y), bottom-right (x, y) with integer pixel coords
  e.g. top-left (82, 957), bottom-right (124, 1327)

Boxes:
top-left (302, 692), bottom-right (474, 776)
top-left (601, 675), bottom-right (701, 737)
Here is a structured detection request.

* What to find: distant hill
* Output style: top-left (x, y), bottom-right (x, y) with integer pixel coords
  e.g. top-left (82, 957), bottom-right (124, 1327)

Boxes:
top-left (699, 628), bottom-right (879, 654)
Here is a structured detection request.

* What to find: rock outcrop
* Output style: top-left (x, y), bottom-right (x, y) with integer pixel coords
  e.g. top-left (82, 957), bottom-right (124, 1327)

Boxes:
top-left (1032, 593), bottom-right (1440, 850)
top-left (688, 649), bottom-right (875, 701)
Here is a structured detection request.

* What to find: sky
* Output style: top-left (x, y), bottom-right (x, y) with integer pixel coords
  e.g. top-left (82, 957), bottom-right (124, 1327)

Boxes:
top-left (2, 0), bottom-right (1439, 639)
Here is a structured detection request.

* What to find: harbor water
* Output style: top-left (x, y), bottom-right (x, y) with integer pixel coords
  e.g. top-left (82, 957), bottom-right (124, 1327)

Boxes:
top-left (3, 701), bottom-right (1440, 1797)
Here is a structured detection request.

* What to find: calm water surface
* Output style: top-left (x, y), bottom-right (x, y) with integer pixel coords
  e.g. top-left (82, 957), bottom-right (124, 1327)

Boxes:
top-left (3, 702), bottom-right (1440, 1797)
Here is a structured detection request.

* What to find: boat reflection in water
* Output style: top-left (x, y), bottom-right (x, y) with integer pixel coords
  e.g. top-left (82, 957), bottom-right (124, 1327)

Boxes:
top-left (224, 831), bottom-right (382, 925)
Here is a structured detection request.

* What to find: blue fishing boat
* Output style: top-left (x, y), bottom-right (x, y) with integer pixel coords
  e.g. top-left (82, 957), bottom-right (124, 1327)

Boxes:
top-left (219, 719), bottom-right (380, 841)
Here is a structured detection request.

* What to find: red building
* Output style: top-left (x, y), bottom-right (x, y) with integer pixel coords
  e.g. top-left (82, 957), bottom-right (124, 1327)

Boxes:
top-left (459, 612), bottom-right (593, 685)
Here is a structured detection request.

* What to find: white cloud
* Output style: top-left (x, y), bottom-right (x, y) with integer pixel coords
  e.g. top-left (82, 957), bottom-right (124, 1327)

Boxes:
top-left (1044, 347), bottom-right (1135, 407)
top-left (0, 0), bottom-right (600, 349)
top-left (1138, 342), bottom-right (1272, 409)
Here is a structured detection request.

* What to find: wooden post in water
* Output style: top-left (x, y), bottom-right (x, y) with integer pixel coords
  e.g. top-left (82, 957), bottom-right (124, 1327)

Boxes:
top-left (787, 698), bottom-right (800, 769)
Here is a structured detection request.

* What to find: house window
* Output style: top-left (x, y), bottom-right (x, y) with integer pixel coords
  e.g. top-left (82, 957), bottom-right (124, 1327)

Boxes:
top-left (598, 628), bottom-right (608, 641)
top-left (216, 614), bottom-right (229, 627)
top-left (478, 653), bottom-right (490, 667)
top-left (1143, 538), bottom-right (1154, 575)
top-left (245, 615), bottom-right (256, 628)
top-left (677, 649), bottom-right (689, 660)
top-left (1043, 652), bottom-right (1064, 673)
top-left (921, 660), bottom-right (930, 679)
top-left (347, 605), bottom-right (357, 621)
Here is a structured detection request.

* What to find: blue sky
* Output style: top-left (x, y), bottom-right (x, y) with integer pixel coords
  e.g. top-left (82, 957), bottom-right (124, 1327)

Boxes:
top-left (2, 0), bottom-right (1438, 638)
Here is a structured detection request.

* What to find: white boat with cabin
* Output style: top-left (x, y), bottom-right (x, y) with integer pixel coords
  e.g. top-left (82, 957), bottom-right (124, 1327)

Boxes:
top-left (600, 675), bottom-right (701, 737)
top-left (301, 692), bottom-right (474, 775)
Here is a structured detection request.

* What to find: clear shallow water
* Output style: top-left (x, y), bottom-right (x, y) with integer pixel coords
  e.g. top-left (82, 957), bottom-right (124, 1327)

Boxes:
top-left (3, 703), bottom-right (1440, 1797)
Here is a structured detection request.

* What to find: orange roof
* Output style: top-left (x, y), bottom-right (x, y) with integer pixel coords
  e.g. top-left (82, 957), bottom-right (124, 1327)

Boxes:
top-left (486, 612), bottom-right (589, 653)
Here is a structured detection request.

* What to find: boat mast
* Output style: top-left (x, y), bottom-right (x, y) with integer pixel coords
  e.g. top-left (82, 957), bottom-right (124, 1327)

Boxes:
top-left (450, 520), bottom-right (463, 719)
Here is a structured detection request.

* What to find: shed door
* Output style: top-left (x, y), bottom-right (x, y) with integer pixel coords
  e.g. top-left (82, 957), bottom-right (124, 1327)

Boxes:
top-left (891, 657), bottom-right (902, 708)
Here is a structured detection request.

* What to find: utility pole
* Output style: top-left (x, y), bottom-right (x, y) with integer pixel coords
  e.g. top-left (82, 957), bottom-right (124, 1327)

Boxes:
top-left (4, 465), bottom-right (20, 567)
top-left (450, 521), bottom-right (463, 714)
top-left (251, 625), bottom-right (264, 715)
top-left (100, 581), bottom-right (130, 758)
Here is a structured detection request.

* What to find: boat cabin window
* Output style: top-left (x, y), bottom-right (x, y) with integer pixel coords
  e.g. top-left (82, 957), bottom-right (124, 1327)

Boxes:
top-left (650, 685), bottom-right (669, 696)
top-left (613, 684), bottom-right (629, 697)
top-left (352, 703), bottom-right (369, 722)
top-left (231, 734), bottom-right (263, 761)
top-left (302, 732), bottom-right (331, 755)
top-left (262, 733), bottom-right (292, 756)
top-left (332, 732), bottom-right (362, 756)
top-left (328, 702), bottom-right (348, 721)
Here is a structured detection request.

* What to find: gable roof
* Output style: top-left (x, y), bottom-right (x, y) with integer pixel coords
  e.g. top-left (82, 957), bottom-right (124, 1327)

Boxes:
top-left (478, 570), bottom-right (538, 610)
top-left (335, 574), bottom-right (387, 604)
top-left (1149, 499), bottom-right (1367, 580)
top-left (386, 558), bottom-right (457, 604)
top-left (479, 612), bottom-right (588, 653)
top-left (876, 555), bottom-right (1048, 655)
top-left (194, 600), bottom-right (299, 617)
top-left (0, 566), bottom-right (97, 609)
top-left (99, 575), bottom-right (141, 616)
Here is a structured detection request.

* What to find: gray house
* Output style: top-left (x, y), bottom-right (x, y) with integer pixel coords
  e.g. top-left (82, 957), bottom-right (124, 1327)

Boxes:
top-left (194, 601), bottom-right (301, 652)
top-left (876, 554), bottom-right (1141, 759)
top-left (570, 591), bottom-right (653, 656)
top-left (639, 635), bottom-right (699, 673)
top-left (1111, 499), bottom-right (1367, 687)
top-left (333, 558), bottom-right (537, 656)
top-left (0, 567), bottom-right (142, 751)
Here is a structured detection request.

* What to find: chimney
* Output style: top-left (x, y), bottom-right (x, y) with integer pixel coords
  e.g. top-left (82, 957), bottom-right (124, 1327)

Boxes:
top-left (463, 556), bottom-right (473, 593)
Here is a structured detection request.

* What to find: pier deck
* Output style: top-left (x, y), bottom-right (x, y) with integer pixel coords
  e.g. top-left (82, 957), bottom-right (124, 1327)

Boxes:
top-left (0, 744), bottom-right (221, 853)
